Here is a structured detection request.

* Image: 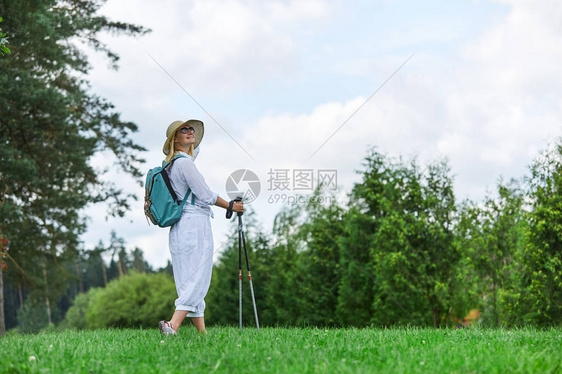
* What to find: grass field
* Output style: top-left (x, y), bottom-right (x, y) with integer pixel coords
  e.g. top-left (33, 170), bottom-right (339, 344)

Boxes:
top-left (1, 326), bottom-right (561, 373)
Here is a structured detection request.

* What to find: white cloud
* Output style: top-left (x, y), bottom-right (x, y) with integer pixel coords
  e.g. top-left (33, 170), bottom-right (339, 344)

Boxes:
top-left (440, 0), bottom-right (562, 197)
top-left (92, 0), bottom-right (331, 98)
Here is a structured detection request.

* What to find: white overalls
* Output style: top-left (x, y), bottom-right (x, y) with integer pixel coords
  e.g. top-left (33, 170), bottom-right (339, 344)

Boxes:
top-left (166, 148), bottom-right (218, 318)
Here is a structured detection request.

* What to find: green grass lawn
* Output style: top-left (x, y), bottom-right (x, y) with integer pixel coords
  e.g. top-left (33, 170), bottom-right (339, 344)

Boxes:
top-left (1, 326), bottom-right (560, 373)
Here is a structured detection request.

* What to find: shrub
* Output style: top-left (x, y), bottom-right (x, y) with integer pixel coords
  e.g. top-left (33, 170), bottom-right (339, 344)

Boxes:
top-left (85, 272), bottom-right (175, 328)
top-left (63, 288), bottom-right (101, 330)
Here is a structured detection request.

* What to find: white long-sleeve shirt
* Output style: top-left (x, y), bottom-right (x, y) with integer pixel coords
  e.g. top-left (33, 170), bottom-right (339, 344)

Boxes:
top-left (166, 149), bottom-right (218, 216)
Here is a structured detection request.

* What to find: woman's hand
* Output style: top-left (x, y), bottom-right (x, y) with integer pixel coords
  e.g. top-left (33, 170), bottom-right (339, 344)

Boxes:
top-left (232, 201), bottom-right (244, 213)
top-left (215, 196), bottom-right (244, 215)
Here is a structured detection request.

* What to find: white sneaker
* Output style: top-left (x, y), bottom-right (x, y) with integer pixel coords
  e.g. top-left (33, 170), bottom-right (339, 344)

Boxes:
top-left (158, 320), bottom-right (177, 336)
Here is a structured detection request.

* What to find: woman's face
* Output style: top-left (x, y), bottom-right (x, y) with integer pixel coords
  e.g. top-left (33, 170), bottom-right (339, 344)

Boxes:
top-left (174, 126), bottom-right (196, 151)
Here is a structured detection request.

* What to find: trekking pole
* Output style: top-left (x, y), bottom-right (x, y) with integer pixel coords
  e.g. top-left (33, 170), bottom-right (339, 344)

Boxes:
top-left (237, 210), bottom-right (243, 331)
top-left (238, 211), bottom-right (260, 331)
top-left (228, 197), bottom-right (259, 331)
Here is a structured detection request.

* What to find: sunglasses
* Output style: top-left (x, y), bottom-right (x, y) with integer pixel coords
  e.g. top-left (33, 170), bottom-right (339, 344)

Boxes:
top-left (179, 126), bottom-right (195, 134)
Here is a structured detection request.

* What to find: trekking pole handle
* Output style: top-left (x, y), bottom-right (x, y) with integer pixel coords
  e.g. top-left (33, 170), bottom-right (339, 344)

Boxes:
top-left (226, 197), bottom-right (244, 219)
top-left (234, 196), bottom-right (243, 216)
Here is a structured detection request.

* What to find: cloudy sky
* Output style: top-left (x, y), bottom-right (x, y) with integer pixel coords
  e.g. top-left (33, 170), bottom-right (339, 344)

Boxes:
top-left (82, 0), bottom-right (562, 269)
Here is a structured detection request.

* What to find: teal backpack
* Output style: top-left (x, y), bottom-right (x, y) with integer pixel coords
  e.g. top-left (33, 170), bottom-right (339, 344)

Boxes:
top-left (144, 155), bottom-right (195, 227)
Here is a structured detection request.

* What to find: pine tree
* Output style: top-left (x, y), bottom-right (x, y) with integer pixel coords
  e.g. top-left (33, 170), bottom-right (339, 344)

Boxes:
top-left (0, 0), bottom-right (149, 333)
top-left (520, 143), bottom-right (562, 326)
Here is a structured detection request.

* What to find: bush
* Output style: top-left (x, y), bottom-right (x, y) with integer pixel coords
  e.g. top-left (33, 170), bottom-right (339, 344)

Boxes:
top-left (85, 272), bottom-right (176, 328)
top-left (62, 289), bottom-right (101, 330)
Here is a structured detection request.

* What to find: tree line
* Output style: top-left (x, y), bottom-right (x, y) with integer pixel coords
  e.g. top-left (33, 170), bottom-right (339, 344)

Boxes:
top-left (2, 230), bottom-right (159, 332)
top-left (54, 141), bottom-right (562, 330)
top-left (207, 146), bottom-right (562, 328)
top-left (9, 139), bottom-right (562, 332)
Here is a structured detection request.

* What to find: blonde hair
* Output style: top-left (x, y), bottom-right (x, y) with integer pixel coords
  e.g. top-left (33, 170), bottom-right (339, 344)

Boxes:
top-left (164, 135), bottom-right (194, 163)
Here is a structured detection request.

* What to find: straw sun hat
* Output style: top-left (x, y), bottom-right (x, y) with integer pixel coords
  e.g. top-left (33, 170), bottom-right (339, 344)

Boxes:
top-left (162, 119), bottom-right (205, 155)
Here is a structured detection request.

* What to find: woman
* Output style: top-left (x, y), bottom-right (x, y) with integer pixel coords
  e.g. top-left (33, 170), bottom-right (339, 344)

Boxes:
top-left (158, 119), bottom-right (243, 335)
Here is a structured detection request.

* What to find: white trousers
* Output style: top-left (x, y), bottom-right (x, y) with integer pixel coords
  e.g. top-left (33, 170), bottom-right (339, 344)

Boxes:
top-left (169, 210), bottom-right (214, 318)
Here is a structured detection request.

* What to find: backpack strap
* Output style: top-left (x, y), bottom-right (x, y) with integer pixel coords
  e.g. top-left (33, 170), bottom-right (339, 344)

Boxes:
top-left (163, 155), bottom-right (196, 206)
